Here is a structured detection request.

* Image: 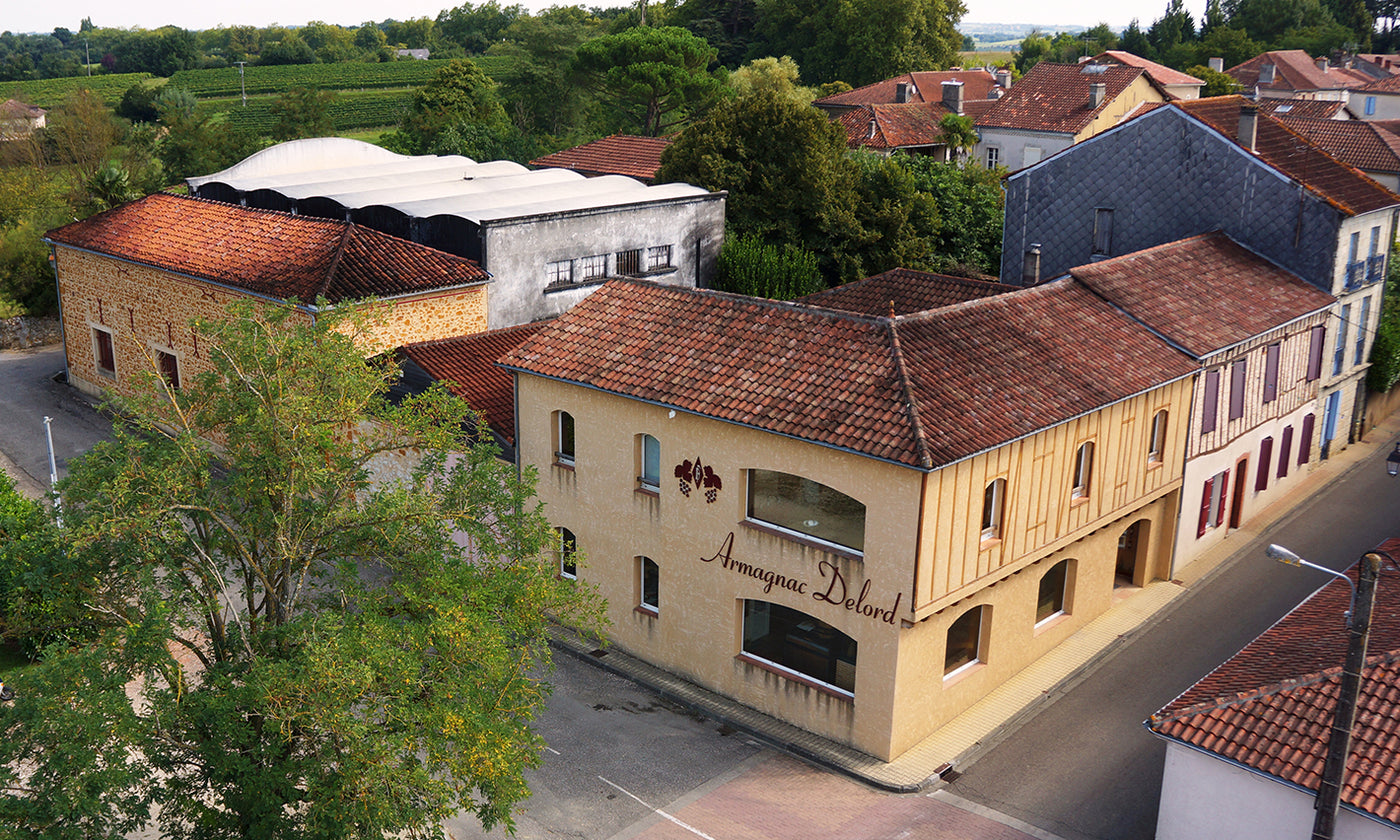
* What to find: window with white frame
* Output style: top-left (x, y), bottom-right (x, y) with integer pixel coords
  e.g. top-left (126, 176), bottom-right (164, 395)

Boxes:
top-left (555, 411), bottom-right (576, 466)
top-left (746, 469), bottom-right (865, 553)
top-left (985, 146), bottom-right (1000, 168)
top-left (1148, 410), bottom-right (1167, 463)
top-left (557, 527), bottom-right (577, 579)
top-left (981, 477), bottom-right (1005, 541)
top-left (93, 326), bottom-right (116, 377)
top-left (1071, 441), bottom-right (1094, 499)
top-left (945, 605), bottom-right (987, 676)
top-left (1036, 560), bottom-right (1070, 624)
top-left (637, 433), bottom-right (660, 492)
top-left (646, 245), bottom-right (673, 271)
top-left (546, 259), bottom-right (573, 288)
top-left (639, 556), bottom-right (659, 614)
top-left (1334, 303), bottom-right (1351, 376)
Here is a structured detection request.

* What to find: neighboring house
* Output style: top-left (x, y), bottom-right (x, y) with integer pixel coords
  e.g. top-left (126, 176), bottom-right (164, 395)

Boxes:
top-left (1069, 233), bottom-right (1333, 572)
top-left (393, 322), bottom-right (548, 463)
top-left (500, 274), bottom-right (1197, 760)
top-left (1227, 50), bottom-right (1372, 101)
top-left (43, 193), bottom-right (491, 402)
top-left (1274, 116), bottom-right (1400, 190)
top-left (818, 72), bottom-right (1002, 157)
top-left (974, 62), bottom-right (1171, 171)
top-left (1258, 98), bottom-right (1354, 119)
top-left (812, 69), bottom-right (1008, 116)
top-left (1002, 96), bottom-right (1400, 463)
top-left (1147, 538), bottom-right (1400, 840)
top-left (1356, 53), bottom-right (1400, 77)
top-left (0, 98), bottom-right (44, 140)
top-left (186, 138), bottom-right (726, 330)
top-left (1350, 75), bottom-right (1400, 121)
top-left (529, 135), bottom-right (673, 183)
top-left (1092, 50), bottom-right (1205, 100)
top-left (832, 102), bottom-right (961, 157)
top-left (395, 48), bottom-right (429, 60)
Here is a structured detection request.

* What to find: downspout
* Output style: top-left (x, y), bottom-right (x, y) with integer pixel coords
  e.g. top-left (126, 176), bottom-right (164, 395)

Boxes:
top-left (46, 244), bottom-right (69, 384)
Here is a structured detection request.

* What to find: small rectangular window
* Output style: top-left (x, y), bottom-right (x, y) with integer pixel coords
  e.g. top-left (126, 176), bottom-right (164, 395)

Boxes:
top-left (1366, 95), bottom-right (1377, 116)
top-left (1072, 441), bottom-right (1094, 499)
top-left (646, 245), bottom-right (673, 271)
top-left (639, 556), bottom-right (659, 613)
top-left (1228, 359), bottom-right (1247, 420)
top-left (93, 327), bottom-right (116, 377)
top-left (1202, 369), bottom-right (1220, 434)
top-left (1356, 296), bottom-right (1372, 366)
top-left (557, 527), bottom-right (577, 579)
top-left (1307, 325), bottom-right (1326, 381)
top-left (1148, 410), bottom-right (1167, 463)
top-left (981, 478), bottom-right (1005, 540)
top-left (578, 254), bottom-right (607, 280)
top-left (638, 433), bottom-right (660, 491)
top-left (546, 259), bottom-right (573, 288)
top-left (555, 411), bottom-right (576, 466)
top-left (1092, 208), bottom-right (1114, 256)
top-left (985, 146), bottom-right (1000, 168)
top-left (157, 350), bottom-right (180, 389)
top-left (1262, 342), bottom-right (1280, 404)
top-left (616, 248), bottom-right (642, 276)
top-left (1023, 146), bottom-right (1043, 166)
top-left (1334, 304), bottom-right (1351, 376)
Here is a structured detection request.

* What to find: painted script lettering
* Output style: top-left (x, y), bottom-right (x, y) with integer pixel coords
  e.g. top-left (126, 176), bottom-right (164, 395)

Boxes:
top-left (701, 532), bottom-right (807, 595)
top-left (813, 561), bottom-right (901, 625)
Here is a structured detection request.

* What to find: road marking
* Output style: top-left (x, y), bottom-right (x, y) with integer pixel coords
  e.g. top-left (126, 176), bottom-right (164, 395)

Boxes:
top-left (597, 775), bottom-right (718, 840)
top-left (546, 746), bottom-right (561, 755)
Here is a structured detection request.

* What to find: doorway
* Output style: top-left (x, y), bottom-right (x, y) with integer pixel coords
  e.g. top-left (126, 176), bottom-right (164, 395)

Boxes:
top-left (1116, 519), bottom-right (1150, 588)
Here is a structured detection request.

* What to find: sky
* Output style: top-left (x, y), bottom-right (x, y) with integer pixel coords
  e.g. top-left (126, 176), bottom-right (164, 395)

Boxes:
top-left (6, 0), bottom-right (1194, 38)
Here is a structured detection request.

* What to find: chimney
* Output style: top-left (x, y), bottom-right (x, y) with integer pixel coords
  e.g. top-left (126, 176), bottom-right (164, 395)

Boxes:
top-left (1209, 57), bottom-right (1224, 72)
top-left (1022, 245), bottom-right (1042, 286)
top-left (942, 80), bottom-right (964, 115)
top-left (896, 82), bottom-right (911, 103)
top-left (995, 68), bottom-right (1012, 89)
top-left (1089, 82), bottom-right (1106, 108)
top-left (867, 118), bottom-right (877, 139)
top-left (1238, 101), bottom-right (1259, 152)
top-left (1259, 62), bottom-right (1276, 84)
top-left (1315, 56), bottom-right (1328, 71)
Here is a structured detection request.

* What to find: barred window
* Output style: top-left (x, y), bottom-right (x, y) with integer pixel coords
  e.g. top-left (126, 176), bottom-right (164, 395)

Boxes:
top-left (616, 249), bottom-right (642, 275)
top-left (546, 259), bottom-right (573, 287)
top-left (578, 254), bottom-right (607, 280)
top-left (647, 245), bottom-right (673, 270)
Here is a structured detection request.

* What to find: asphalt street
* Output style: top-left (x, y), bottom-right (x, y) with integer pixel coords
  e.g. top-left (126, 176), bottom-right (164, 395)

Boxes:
top-left (946, 433), bottom-right (1400, 840)
top-left (0, 345), bottom-right (111, 498)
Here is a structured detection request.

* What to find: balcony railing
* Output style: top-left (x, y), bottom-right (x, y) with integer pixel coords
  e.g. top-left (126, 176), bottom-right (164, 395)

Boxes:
top-left (1368, 255), bottom-right (1386, 283)
top-left (1345, 260), bottom-right (1367, 290)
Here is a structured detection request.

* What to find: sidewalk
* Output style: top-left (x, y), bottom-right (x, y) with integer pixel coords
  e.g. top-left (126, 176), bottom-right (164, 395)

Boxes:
top-left (550, 407), bottom-right (1400, 794)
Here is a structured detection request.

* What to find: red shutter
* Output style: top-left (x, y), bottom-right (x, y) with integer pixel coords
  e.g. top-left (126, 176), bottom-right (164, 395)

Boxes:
top-left (1198, 477), bottom-right (1213, 537)
top-left (1278, 426), bottom-right (1293, 478)
top-left (1299, 413), bottom-right (1315, 464)
top-left (1307, 326), bottom-right (1325, 382)
top-left (1256, 437), bottom-right (1273, 491)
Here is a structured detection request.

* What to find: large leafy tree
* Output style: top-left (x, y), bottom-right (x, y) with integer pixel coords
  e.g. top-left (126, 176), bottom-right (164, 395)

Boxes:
top-left (0, 302), bottom-right (601, 838)
top-left (270, 86), bottom-right (337, 141)
top-left (491, 9), bottom-right (605, 137)
top-left (571, 26), bottom-right (727, 137)
top-left (389, 58), bottom-right (512, 155)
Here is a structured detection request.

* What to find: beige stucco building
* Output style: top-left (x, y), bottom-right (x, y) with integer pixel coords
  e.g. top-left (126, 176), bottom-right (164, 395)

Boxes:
top-left (502, 275), bottom-right (1198, 761)
top-left (44, 193), bottom-right (491, 402)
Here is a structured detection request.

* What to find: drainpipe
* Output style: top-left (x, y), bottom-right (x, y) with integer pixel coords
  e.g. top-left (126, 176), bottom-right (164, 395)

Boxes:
top-left (46, 244), bottom-right (69, 385)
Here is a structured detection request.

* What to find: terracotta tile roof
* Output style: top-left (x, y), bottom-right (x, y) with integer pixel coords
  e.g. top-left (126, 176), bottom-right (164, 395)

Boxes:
top-left (0, 98), bottom-right (44, 118)
top-left (500, 279), bottom-right (1195, 469)
top-left (1357, 72), bottom-right (1400, 93)
top-left (1176, 96), bottom-right (1400, 215)
top-left (1093, 51), bottom-right (1204, 89)
top-left (797, 268), bottom-right (1007, 316)
top-left (976, 62), bottom-right (1154, 135)
top-left (398, 322), bottom-right (547, 445)
top-left (1148, 538), bottom-right (1400, 825)
top-left (1227, 50), bottom-right (1372, 93)
top-left (1070, 232), bottom-right (1335, 358)
top-left (833, 103), bottom-right (952, 150)
top-left (814, 70), bottom-right (1002, 108)
top-left (45, 192), bottom-right (488, 304)
top-left (1274, 116), bottom-right (1400, 174)
top-left (529, 135), bottom-right (672, 182)
top-left (1257, 98), bottom-right (1352, 119)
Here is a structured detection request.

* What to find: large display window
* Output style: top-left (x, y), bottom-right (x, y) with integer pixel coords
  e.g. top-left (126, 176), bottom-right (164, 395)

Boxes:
top-left (742, 600), bottom-right (856, 694)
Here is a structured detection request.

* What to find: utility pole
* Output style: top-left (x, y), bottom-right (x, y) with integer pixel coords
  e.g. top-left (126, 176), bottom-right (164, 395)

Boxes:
top-left (236, 61), bottom-right (247, 107)
top-left (84, 38), bottom-right (90, 75)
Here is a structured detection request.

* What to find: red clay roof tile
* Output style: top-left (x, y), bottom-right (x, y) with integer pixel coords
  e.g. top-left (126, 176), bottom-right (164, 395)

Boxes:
top-left (1275, 116), bottom-right (1400, 174)
top-left (46, 192), bottom-right (488, 304)
top-left (814, 70), bottom-right (1002, 108)
top-left (798, 268), bottom-right (1007, 316)
top-left (1094, 51), bottom-right (1204, 88)
top-left (530, 135), bottom-right (672, 181)
top-left (977, 62), bottom-right (1153, 135)
top-left (1227, 50), bottom-right (1373, 93)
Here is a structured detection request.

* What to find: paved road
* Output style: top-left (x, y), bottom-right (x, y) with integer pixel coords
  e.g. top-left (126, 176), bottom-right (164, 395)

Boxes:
top-left (947, 435), bottom-right (1400, 840)
top-left (0, 345), bottom-right (111, 498)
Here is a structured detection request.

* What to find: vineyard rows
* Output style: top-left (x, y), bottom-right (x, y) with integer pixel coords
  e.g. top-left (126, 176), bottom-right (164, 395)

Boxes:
top-left (168, 56), bottom-right (513, 98)
top-left (199, 89), bottom-right (413, 133)
top-left (0, 73), bottom-right (154, 108)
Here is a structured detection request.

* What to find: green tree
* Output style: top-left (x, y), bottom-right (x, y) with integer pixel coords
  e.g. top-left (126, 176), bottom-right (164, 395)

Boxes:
top-left (728, 55), bottom-right (819, 103)
top-left (1146, 0), bottom-right (1196, 58)
top-left (0, 301), bottom-right (602, 838)
top-left (353, 22), bottom-right (388, 54)
top-left (270, 86), bottom-right (337, 141)
top-left (751, 0), bottom-right (967, 87)
top-left (157, 108), bottom-right (264, 182)
top-left (389, 58), bottom-right (511, 155)
top-left (1015, 30), bottom-right (1053, 73)
top-left (491, 10), bottom-right (603, 137)
top-left (116, 82), bottom-right (161, 123)
top-left (1185, 64), bottom-right (1243, 95)
top-left (384, 17), bottom-right (442, 50)
top-left (1195, 26), bottom-right (1262, 68)
top-left (438, 1), bottom-right (525, 54)
top-left (938, 113), bottom-right (978, 159)
top-left (896, 155), bottom-right (1004, 274)
top-left (259, 32), bottom-right (315, 65)
top-left (673, 0), bottom-right (759, 67)
top-left (1370, 242), bottom-right (1400, 391)
top-left (571, 26), bottom-right (727, 137)
top-left (1119, 20), bottom-right (1154, 59)
top-left (714, 232), bottom-right (824, 298)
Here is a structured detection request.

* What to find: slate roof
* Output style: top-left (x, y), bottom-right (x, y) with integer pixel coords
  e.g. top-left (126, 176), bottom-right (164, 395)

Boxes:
top-left (1070, 232), bottom-right (1335, 358)
top-left (500, 278), bottom-right (1195, 469)
top-left (1258, 98), bottom-right (1352, 119)
top-left (1093, 51), bottom-right (1204, 89)
top-left (977, 62), bottom-right (1156, 135)
top-left (1148, 538), bottom-right (1400, 826)
top-left (1274, 116), bottom-right (1400, 175)
top-left (797, 268), bottom-right (1007, 316)
top-left (1227, 50), bottom-right (1372, 93)
top-left (529, 135), bottom-right (673, 182)
top-left (1177, 96), bottom-right (1400, 216)
top-left (45, 192), bottom-right (489, 304)
top-left (814, 70), bottom-right (1003, 108)
top-left (398, 322), bottom-right (547, 445)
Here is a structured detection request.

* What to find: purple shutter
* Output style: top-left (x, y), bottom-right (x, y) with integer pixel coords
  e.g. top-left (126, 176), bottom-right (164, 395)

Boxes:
top-left (1278, 426), bottom-right (1293, 478)
top-left (1263, 343), bottom-right (1280, 403)
top-left (1202, 370), bottom-right (1220, 434)
top-left (1299, 413), bottom-right (1315, 464)
top-left (1229, 359), bottom-right (1247, 420)
top-left (1256, 437), bottom-right (1273, 491)
top-left (1307, 325), bottom-right (1325, 381)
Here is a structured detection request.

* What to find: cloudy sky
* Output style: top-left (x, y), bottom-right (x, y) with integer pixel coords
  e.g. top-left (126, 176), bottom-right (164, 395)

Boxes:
top-left (8, 0), bottom-right (1187, 38)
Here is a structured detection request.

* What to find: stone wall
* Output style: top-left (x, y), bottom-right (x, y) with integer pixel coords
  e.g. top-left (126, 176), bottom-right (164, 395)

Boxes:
top-left (0, 316), bottom-right (61, 350)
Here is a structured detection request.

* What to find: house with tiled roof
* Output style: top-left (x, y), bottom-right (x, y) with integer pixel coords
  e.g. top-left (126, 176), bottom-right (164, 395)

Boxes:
top-left (795, 267), bottom-right (1005, 315)
top-left (817, 72), bottom-right (1003, 157)
top-left (1274, 116), bottom-right (1400, 190)
top-left (973, 62), bottom-right (1171, 171)
top-left (1227, 50), bottom-right (1372, 102)
top-left (1351, 73), bottom-right (1400, 122)
top-left (499, 274), bottom-right (1198, 760)
top-left (812, 69), bottom-right (1008, 114)
top-left (44, 193), bottom-right (492, 401)
top-left (1070, 233), bottom-right (1334, 570)
top-left (1258, 98), bottom-right (1354, 120)
top-left (529, 135), bottom-right (672, 183)
top-left (1147, 537), bottom-right (1400, 839)
top-left (1002, 95), bottom-right (1400, 470)
top-left (1092, 51), bottom-right (1205, 100)
top-left (0, 98), bottom-right (44, 140)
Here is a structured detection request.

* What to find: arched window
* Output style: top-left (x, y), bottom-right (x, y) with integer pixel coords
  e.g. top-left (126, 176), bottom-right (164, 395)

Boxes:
top-left (746, 469), bottom-right (865, 552)
top-left (556, 527), bottom-right (577, 579)
top-left (1036, 560), bottom-right (1070, 624)
top-left (945, 605), bottom-right (988, 676)
top-left (1072, 441), bottom-right (1094, 499)
top-left (742, 600), bottom-right (857, 694)
top-left (981, 478), bottom-right (1006, 541)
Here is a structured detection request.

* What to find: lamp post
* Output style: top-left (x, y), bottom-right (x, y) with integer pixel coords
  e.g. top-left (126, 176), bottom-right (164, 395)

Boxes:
top-left (1267, 544), bottom-right (1383, 840)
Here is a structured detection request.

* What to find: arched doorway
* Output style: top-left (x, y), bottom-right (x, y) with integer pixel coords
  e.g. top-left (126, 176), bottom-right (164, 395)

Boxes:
top-left (1116, 519), bottom-right (1150, 588)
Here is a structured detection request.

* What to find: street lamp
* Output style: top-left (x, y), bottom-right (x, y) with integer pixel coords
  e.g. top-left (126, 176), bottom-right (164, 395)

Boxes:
top-left (1386, 443), bottom-right (1400, 477)
top-left (1267, 544), bottom-right (1384, 840)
